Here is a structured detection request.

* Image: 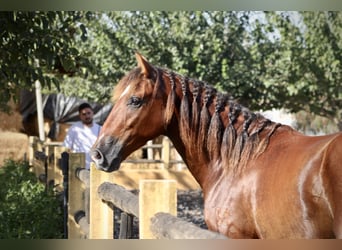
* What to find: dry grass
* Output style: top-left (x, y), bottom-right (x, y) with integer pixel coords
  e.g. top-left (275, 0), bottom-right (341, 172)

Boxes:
top-left (0, 99), bottom-right (24, 132)
top-left (0, 131), bottom-right (28, 167)
top-left (0, 100), bottom-right (28, 166)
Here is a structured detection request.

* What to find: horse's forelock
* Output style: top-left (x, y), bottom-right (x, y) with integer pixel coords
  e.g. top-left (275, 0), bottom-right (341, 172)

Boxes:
top-left (112, 68), bottom-right (144, 103)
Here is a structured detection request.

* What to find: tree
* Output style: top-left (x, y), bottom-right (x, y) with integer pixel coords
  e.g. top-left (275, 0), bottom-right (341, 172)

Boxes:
top-left (103, 11), bottom-right (270, 108)
top-left (262, 11), bottom-right (342, 129)
top-left (52, 11), bottom-right (264, 106)
top-left (0, 11), bottom-right (92, 111)
top-left (50, 12), bottom-right (121, 103)
top-left (2, 11), bottom-right (341, 130)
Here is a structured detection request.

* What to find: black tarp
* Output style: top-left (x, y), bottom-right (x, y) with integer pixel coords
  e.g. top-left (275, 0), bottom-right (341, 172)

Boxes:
top-left (20, 90), bottom-right (112, 140)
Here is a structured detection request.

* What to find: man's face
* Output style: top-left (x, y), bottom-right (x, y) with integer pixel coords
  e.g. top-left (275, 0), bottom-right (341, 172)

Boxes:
top-left (79, 107), bottom-right (94, 125)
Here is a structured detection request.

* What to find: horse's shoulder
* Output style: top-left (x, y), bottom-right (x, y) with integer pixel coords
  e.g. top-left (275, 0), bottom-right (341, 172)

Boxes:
top-left (329, 131), bottom-right (342, 142)
top-left (322, 132), bottom-right (342, 154)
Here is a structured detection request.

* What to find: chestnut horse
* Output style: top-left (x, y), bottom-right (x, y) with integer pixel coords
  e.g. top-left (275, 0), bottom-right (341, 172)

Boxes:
top-left (91, 53), bottom-right (342, 239)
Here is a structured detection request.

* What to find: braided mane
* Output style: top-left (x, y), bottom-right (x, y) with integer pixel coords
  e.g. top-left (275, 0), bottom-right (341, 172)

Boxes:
top-left (160, 67), bottom-right (281, 174)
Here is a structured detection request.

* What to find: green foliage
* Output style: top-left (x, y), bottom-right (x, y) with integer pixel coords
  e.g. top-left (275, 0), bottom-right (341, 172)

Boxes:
top-left (1, 11), bottom-right (341, 129)
top-left (0, 160), bottom-right (63, 239)
top-left (0, 11), bottom-right (93, 111)
top-left (65, 11), bottom-right (341, 129)
top-left (263, 11), bottom-right (342, 127)
top-left (102, 11), bottom-right (269, 108)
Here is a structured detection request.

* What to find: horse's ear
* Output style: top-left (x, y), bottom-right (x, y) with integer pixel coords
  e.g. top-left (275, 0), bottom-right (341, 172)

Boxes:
top-left (135, 52), bottom-right (156, 79)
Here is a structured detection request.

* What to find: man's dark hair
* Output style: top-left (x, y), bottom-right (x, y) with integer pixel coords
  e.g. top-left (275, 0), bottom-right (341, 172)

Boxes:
top-left (78, 102), bottom-right (93, 112)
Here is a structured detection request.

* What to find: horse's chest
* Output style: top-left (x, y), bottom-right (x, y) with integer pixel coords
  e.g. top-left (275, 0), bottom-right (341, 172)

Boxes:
top-left (203, 180), bottom-right (257, 238)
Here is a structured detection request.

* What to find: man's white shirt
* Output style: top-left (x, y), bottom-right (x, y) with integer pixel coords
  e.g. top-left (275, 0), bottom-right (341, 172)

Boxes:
top-left (63, 121), bottom-right (101, 170)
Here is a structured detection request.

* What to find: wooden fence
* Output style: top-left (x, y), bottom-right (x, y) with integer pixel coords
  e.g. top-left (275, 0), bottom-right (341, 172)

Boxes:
top-left (28, 136), bottom-right (227, 239)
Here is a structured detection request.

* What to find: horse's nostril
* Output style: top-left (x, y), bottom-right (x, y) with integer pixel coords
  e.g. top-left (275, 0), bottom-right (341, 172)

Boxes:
top-left (91, 138), bottom-right (122, 172)
top-left (92, 149), bottom-right (103, 161)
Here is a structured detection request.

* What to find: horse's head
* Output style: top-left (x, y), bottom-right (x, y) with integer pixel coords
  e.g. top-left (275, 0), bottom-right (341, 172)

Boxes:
top-left (91, 53), bottom-right (168, 172)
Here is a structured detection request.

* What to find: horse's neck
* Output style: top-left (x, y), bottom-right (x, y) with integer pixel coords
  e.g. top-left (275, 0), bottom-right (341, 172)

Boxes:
top-left (166, 126), bottom-right (215, 190)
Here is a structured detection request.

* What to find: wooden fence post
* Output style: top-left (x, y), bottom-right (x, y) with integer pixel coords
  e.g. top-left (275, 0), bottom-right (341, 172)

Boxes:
top-left (139, 179), bottom-right (177, 239)
top-left (28, 136), bottom-right (45, 177)
top-left (45, 144), bottom-right (53, 187)
top-left (45, 143), bottom-right (61, 188)
top-left (89, 162), bottom-right (114, 239)
top-left (147, 140), bottom-right (153, 160)
top-left (53, 146), bottom-right (66, 192)
top-left (28, 136), bottom-right (36, 166)
top-left (162, 137), bottom-right (170, 169)
top-left (68, 152), bottom-right (86, 239)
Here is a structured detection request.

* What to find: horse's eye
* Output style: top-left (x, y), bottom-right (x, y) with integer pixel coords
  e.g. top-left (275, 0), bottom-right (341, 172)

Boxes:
top-left (127, 96), bottom-right (143, 108)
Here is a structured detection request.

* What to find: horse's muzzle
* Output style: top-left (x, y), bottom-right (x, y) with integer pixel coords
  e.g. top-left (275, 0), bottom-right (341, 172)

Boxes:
top-left (91, 137), bottom-right (123, 172)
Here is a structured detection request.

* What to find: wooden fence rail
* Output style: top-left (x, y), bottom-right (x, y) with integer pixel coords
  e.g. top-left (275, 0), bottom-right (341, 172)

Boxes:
top-left (97, 182), bottom-right (139, 217)
top-left (95, 179), bottom-right (227, 239)
top-left (151, 212), bottom-right (227, 239)
top-left (28, 136), bottom-right (227, 239)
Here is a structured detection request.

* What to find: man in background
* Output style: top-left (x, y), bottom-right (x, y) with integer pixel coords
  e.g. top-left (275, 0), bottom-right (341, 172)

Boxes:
top-left (63, 102), bottom-right (101, 170)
